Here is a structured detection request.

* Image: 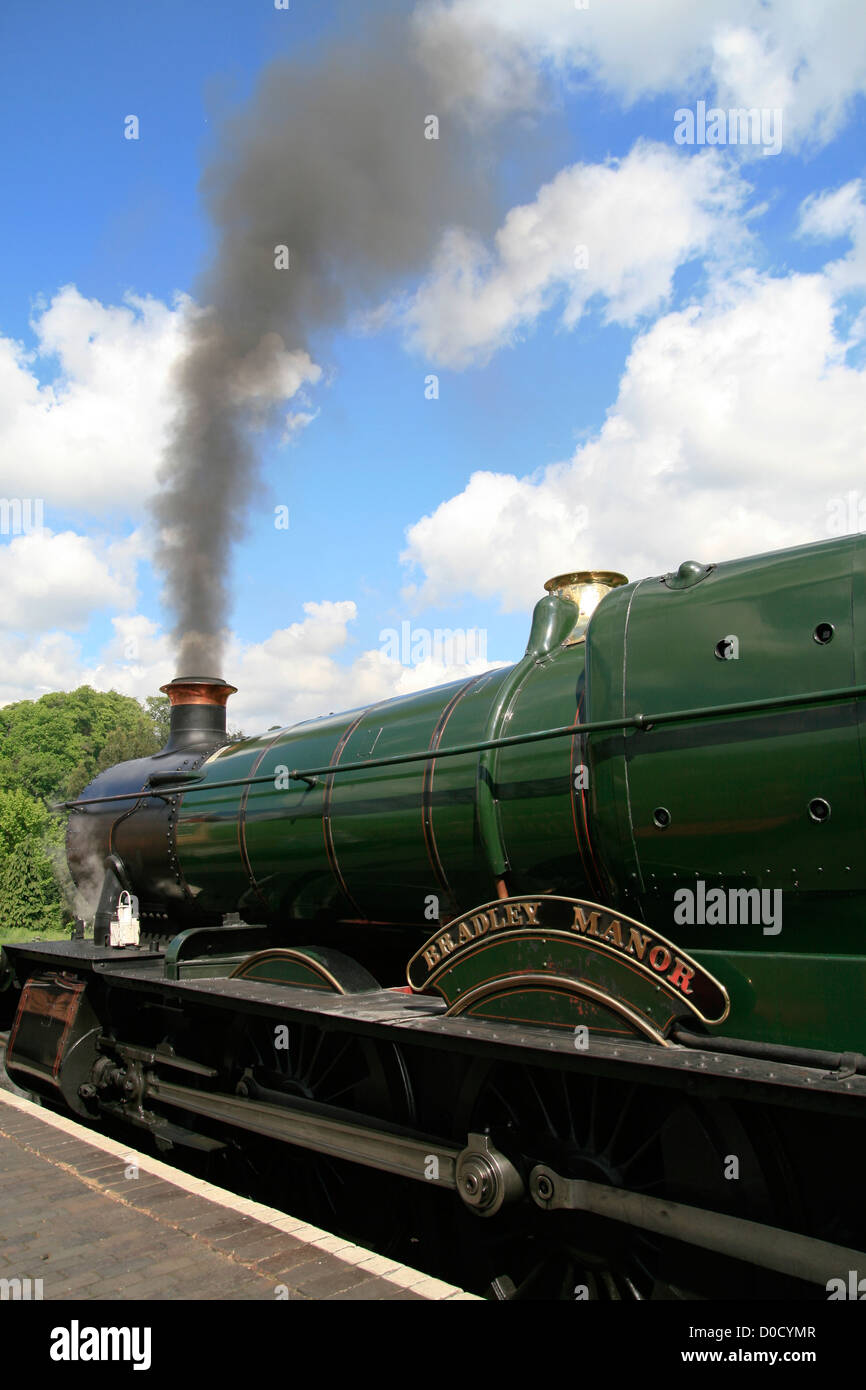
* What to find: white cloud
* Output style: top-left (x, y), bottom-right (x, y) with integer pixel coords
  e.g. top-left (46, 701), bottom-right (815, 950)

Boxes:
top-left (222, 601), bottom-right (502, 729)
top-left (0, 599), bottom-right (504, 735)
top-left (414, 0), bottom-right (737, 115)
top-left (709, 24), bottom-right (794, 132)
top-left (403, 141), bottom-right (750, 367)
top-left (799, 179), bottom-right (866, 295)
top-left (0, 632), bottom-right (92, 708)
top-left (711, 9), bottom-right (866, 150)
top-left (414, 0), bottom-right (866, 149)
top-left (0, 287), bottom-right (320, 515)
top-left (401, 266), bottom-right (866, 608)
top-left (401, 471), bottom-right (589, 611)
top-left (0, 288), bottom-right (191, 511)
top-left (0, 528), bottom-right (140, 632)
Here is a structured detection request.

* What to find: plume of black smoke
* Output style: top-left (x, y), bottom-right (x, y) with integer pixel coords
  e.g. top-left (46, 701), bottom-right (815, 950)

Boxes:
top-left (154, 26), bottom-right (494, 676)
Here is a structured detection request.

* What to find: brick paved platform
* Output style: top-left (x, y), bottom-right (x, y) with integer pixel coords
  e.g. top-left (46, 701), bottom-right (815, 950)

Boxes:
top-left (0, 1088), bottom-right (479, 1301)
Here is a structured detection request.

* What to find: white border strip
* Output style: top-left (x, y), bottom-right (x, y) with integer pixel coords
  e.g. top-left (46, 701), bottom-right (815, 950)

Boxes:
top-left (0, 1087), bottom-right (479, 1300)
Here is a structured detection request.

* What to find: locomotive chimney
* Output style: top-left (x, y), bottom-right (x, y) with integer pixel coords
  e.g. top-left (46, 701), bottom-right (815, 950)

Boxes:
top-left (159, 676), bottom-right (238, 752)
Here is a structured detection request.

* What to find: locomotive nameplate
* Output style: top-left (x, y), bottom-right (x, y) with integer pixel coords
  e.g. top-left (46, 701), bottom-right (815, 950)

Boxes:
top-left (407, 895), bottom-right (730, 1035)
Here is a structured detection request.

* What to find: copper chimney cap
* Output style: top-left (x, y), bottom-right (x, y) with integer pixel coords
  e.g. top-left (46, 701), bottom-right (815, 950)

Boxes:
top-left (159, 676), bottom-right (238, 708)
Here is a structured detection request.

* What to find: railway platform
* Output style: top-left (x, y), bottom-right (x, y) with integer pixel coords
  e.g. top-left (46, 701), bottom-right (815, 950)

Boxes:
top-left (0, 1085), bottom-right (478, 1302)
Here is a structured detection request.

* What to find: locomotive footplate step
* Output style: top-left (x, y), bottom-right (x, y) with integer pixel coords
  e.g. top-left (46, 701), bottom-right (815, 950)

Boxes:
top-left (0, 1088), bottom-right (478, 1301)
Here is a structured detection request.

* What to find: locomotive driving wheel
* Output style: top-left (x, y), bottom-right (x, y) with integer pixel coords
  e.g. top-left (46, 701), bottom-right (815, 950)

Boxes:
top-left (217, 1016), bottom-right (423, 1259)
top-left (450, 1059), bottom-right (804, 1301)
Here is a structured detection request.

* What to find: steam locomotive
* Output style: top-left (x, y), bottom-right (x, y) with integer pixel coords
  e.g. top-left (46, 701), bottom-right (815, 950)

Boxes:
top-left (2, 533), bottom-right (866, 1300)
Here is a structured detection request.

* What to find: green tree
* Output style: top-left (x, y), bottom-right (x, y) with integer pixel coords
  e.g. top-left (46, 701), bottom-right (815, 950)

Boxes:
top-left (0, 687), bottom-right (173, 940)
top-left (0, 686), bottom-right (164, 804)
top-left (0, 789), bottom-right (67, 938)
top-left (145, 695), bottom-right (171, 747)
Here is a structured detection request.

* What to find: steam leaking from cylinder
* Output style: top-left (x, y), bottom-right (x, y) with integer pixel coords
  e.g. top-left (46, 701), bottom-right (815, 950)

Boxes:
top-left (154, 22), bottom-right (495, 675)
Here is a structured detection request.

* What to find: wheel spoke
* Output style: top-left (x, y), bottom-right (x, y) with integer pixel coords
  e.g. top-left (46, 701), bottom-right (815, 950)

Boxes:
top-left (634, 1232), bottom-right (660, 1249)
top-left (307, 1038), bottom-right (353, 1094)
top-left (485, 1081), bottom-right (522, 1128)
top-left (507, 1257), bottom-right (552, 1300)
top-left (585, 1075), bottom-right (599, 1151)
top-left (520, 1065), bottom-right (555, 1135)
top-left (559, 1070), bottom-right (576, 1141)
top-left (322, 1074), bottom-right (368, 1105)
top-left (299, 1028), bottom-right (326, 1089)
top-left (602, 1083), bottom-right (636, 1159)
top-left (619, 1121), bottom-right (666, 1174)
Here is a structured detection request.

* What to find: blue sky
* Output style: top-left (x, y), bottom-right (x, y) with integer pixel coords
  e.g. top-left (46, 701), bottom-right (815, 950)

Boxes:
top-left (1, 1), bottom-right (865, 729)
